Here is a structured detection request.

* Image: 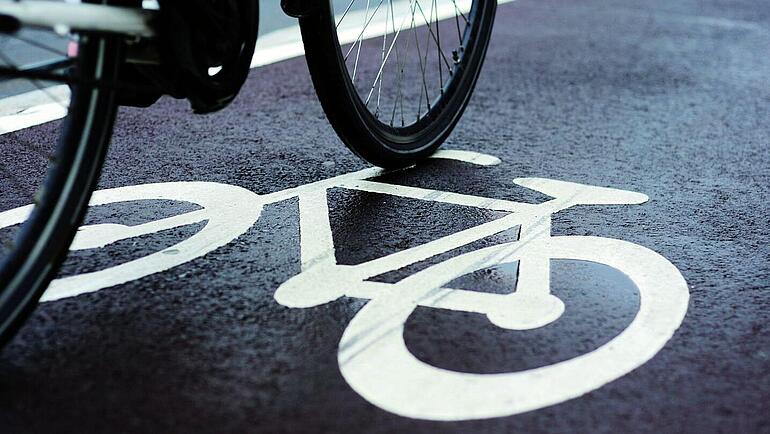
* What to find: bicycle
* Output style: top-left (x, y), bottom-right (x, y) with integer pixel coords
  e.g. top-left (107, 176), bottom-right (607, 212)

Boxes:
top-left (0, 150), bottom-right (689, 419)
top-left (0, 0), bottom-right (496, 344)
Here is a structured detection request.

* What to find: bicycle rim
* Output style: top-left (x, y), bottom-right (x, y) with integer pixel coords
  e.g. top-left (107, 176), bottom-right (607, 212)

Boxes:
top-left (0, 5), bottom-right (122, 346)
top-left (300, 0), bottom-right (496, 167)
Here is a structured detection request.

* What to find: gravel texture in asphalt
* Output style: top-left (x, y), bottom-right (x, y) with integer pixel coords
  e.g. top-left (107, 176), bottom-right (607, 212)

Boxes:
top-left (0, 0), bottom-right (768, 432)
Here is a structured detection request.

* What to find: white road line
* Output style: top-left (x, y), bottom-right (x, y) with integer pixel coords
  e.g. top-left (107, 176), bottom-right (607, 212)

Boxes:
top-left (298, 189), bottom-right (337, 270)
top-left (338, 179), bottom-right (532, 212)
top-left (0, 86), bottom-right (69, 134)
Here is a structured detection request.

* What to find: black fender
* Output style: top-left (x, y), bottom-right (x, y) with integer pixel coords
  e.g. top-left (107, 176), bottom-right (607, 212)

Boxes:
top-left (155, 0), bottom-right (259, 113)
top-left (281, 0), bottom-right (319, 18)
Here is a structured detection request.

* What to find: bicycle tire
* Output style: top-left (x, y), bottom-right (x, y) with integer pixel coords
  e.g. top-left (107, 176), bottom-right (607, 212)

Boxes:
top-left (299, 0), bottom-right (496, 168)
top-left (0, 22), bottom-right (123, 346)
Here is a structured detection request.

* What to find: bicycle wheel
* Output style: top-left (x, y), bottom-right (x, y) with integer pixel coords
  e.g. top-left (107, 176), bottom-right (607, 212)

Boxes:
top-left (0, 2), bottom-right (123, 346)
top-left (300, 0), bottom-right (496, 167)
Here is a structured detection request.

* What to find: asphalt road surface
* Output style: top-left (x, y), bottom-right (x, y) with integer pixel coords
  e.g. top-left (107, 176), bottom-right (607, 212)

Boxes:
top-left (1, 0), bottom-right (769, 432)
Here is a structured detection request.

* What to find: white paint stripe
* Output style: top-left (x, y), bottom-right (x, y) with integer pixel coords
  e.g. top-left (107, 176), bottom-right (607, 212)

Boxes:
top-left (348, 211), bottom-right (525, 280)
top-left (39, 181), bottom-right (263, 302)
top-left (0, 86), bottom-right (69, 134)
top-left (259, 149), bottom-right (495, 203)
top-left (69, 208), bottom-right (208, 250)
top-left (0, 0), bottom-right (517, 134)
top-left (429, 149), bottom-right (501, 166)
top-left (345, 280), bottom-right (524, 315)
top-left (298, 190), bottom-right (337, 270)
top-left (339, 179), bottom-right (532, 212)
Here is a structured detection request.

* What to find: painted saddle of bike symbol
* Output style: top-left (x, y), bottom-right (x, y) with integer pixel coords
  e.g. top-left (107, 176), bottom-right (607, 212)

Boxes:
top-left (0, 150), bottom-right (689, 421)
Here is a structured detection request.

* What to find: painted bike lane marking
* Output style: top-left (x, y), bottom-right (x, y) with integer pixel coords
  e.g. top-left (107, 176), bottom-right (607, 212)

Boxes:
top-left (0, 149), bottom-right (689, 421)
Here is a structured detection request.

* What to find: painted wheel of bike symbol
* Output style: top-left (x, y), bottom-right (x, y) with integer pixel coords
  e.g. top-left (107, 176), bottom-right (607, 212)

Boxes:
top-left (0, 181), bottom-right (264, 302)
top-left (337, 235), bottom-right (688, 420)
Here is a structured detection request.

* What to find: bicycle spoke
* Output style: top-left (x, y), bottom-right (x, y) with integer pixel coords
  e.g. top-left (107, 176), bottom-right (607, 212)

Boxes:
top-left (363, 0), bottom-right (415, 105)
top-left (389, 0), bottom-right (406, 127)
top-left (414, 1), bottom-right (452, 72)
top-left (351, 0), bottom-right (373, 82)
top-left (423, 0), bottom-right (439, 104)
top-left (433, 0), bottom-right (443, 93)
top-left (420, 0), bottom-right (436, 113)
top-left (331, 0), bottom-right (481, 129)
top-left (375, 0), bottom-right (391, 117)
top-left (453, 3), bottom-right (463, 44)
top-left (0, 49), bottom-right (69, 111)
top-left (410, 4), bottom-right (429, 119)
top-left (344, 0), bottom-right (386, 61)
top-left (6, 32), bottom-right (67, 57)
top-left (336, 0), bottom-right (359, 28)
top-left (450, 0), bottom-right (470, 25)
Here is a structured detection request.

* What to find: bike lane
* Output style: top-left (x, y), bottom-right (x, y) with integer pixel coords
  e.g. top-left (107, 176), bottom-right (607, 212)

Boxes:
top-left (0, 0), bottom-right (768, 433)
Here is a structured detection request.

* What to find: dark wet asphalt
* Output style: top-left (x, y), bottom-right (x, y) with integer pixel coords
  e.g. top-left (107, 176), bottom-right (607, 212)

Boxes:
top-left (1, 0), bottom-right (769, 432)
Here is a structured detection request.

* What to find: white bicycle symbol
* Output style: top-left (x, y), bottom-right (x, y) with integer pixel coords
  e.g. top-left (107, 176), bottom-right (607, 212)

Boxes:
top-left (0, 150), bottom-right (689, 421)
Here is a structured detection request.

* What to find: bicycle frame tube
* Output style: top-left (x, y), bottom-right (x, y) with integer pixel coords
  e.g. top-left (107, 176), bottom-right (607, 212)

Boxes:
top-left (0, 1), bottom-right (156, 37)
